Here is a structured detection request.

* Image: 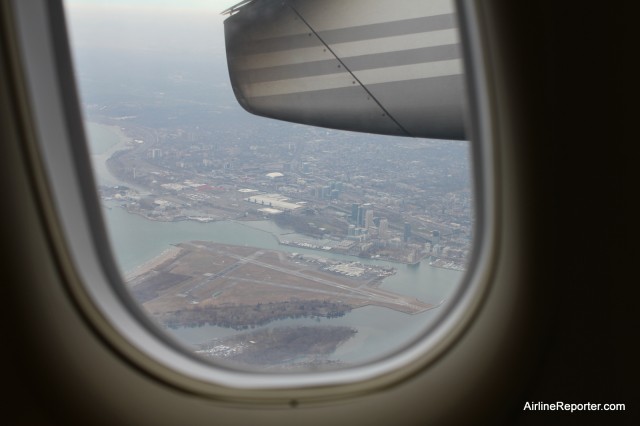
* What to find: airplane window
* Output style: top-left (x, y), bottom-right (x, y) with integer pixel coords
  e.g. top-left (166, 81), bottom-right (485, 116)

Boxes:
top-left (61, 0), bottom-right (478, 375)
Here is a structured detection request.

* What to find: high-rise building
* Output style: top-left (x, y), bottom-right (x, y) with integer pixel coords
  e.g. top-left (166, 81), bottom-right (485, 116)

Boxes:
top-left (365, 209), bottom-right (374, 230)
top-left (351, 203), bottom-right (359, 223)
top-left (379, 218), bottom-right (389, 239)
top-left (404, 222), bottom-right (411, 242)
top-left (357, 205), bottom-right (366, 227)
top-left (432, 230), bottom-right (441, 245)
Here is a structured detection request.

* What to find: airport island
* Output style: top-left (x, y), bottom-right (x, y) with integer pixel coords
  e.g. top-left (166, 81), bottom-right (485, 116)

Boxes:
top-left (126, 241), bottom-right (437, 369)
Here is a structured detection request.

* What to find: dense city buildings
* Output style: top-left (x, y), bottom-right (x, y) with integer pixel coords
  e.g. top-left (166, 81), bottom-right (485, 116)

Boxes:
top-left (80, 46), bottom-right (472, 271)
top-left (97, 118), bottom-right (472, 270)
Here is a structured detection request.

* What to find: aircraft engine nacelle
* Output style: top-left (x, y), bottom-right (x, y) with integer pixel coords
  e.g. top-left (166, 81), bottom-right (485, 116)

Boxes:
top-left (224, 0), bottom-right (467, 140)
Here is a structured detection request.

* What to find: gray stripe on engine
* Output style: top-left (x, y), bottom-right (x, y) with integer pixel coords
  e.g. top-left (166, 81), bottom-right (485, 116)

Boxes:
top-left (235, 13), bottom-right (456, 55)
top-left (236, 44), bottom-right (460, 84)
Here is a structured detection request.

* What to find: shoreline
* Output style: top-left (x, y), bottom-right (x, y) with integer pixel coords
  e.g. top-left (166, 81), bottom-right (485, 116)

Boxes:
top-left (117, 204), bottom-right (466, 272)
top-left (124, 245), bottom-right (183, 282)
top-left (89, 122), bottom-right (133, 188)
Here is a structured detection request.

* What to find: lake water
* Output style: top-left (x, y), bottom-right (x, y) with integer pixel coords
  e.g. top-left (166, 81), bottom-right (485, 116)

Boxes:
top-left (90, 122), bottom-right (464, 365)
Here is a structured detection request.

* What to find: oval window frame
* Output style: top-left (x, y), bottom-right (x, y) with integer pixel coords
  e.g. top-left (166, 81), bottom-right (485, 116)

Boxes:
top-left (10, 0), bottom-right (499, 404)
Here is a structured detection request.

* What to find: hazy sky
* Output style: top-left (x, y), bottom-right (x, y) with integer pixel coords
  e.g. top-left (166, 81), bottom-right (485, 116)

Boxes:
top-left (66, 0), bottom-right (241, 12)
top-left (64, 0), bottom-right (243, 53)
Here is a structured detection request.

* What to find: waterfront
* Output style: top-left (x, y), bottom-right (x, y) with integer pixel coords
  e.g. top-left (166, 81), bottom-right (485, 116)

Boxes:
top-left (92, 122), bottom-right (465, 366)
